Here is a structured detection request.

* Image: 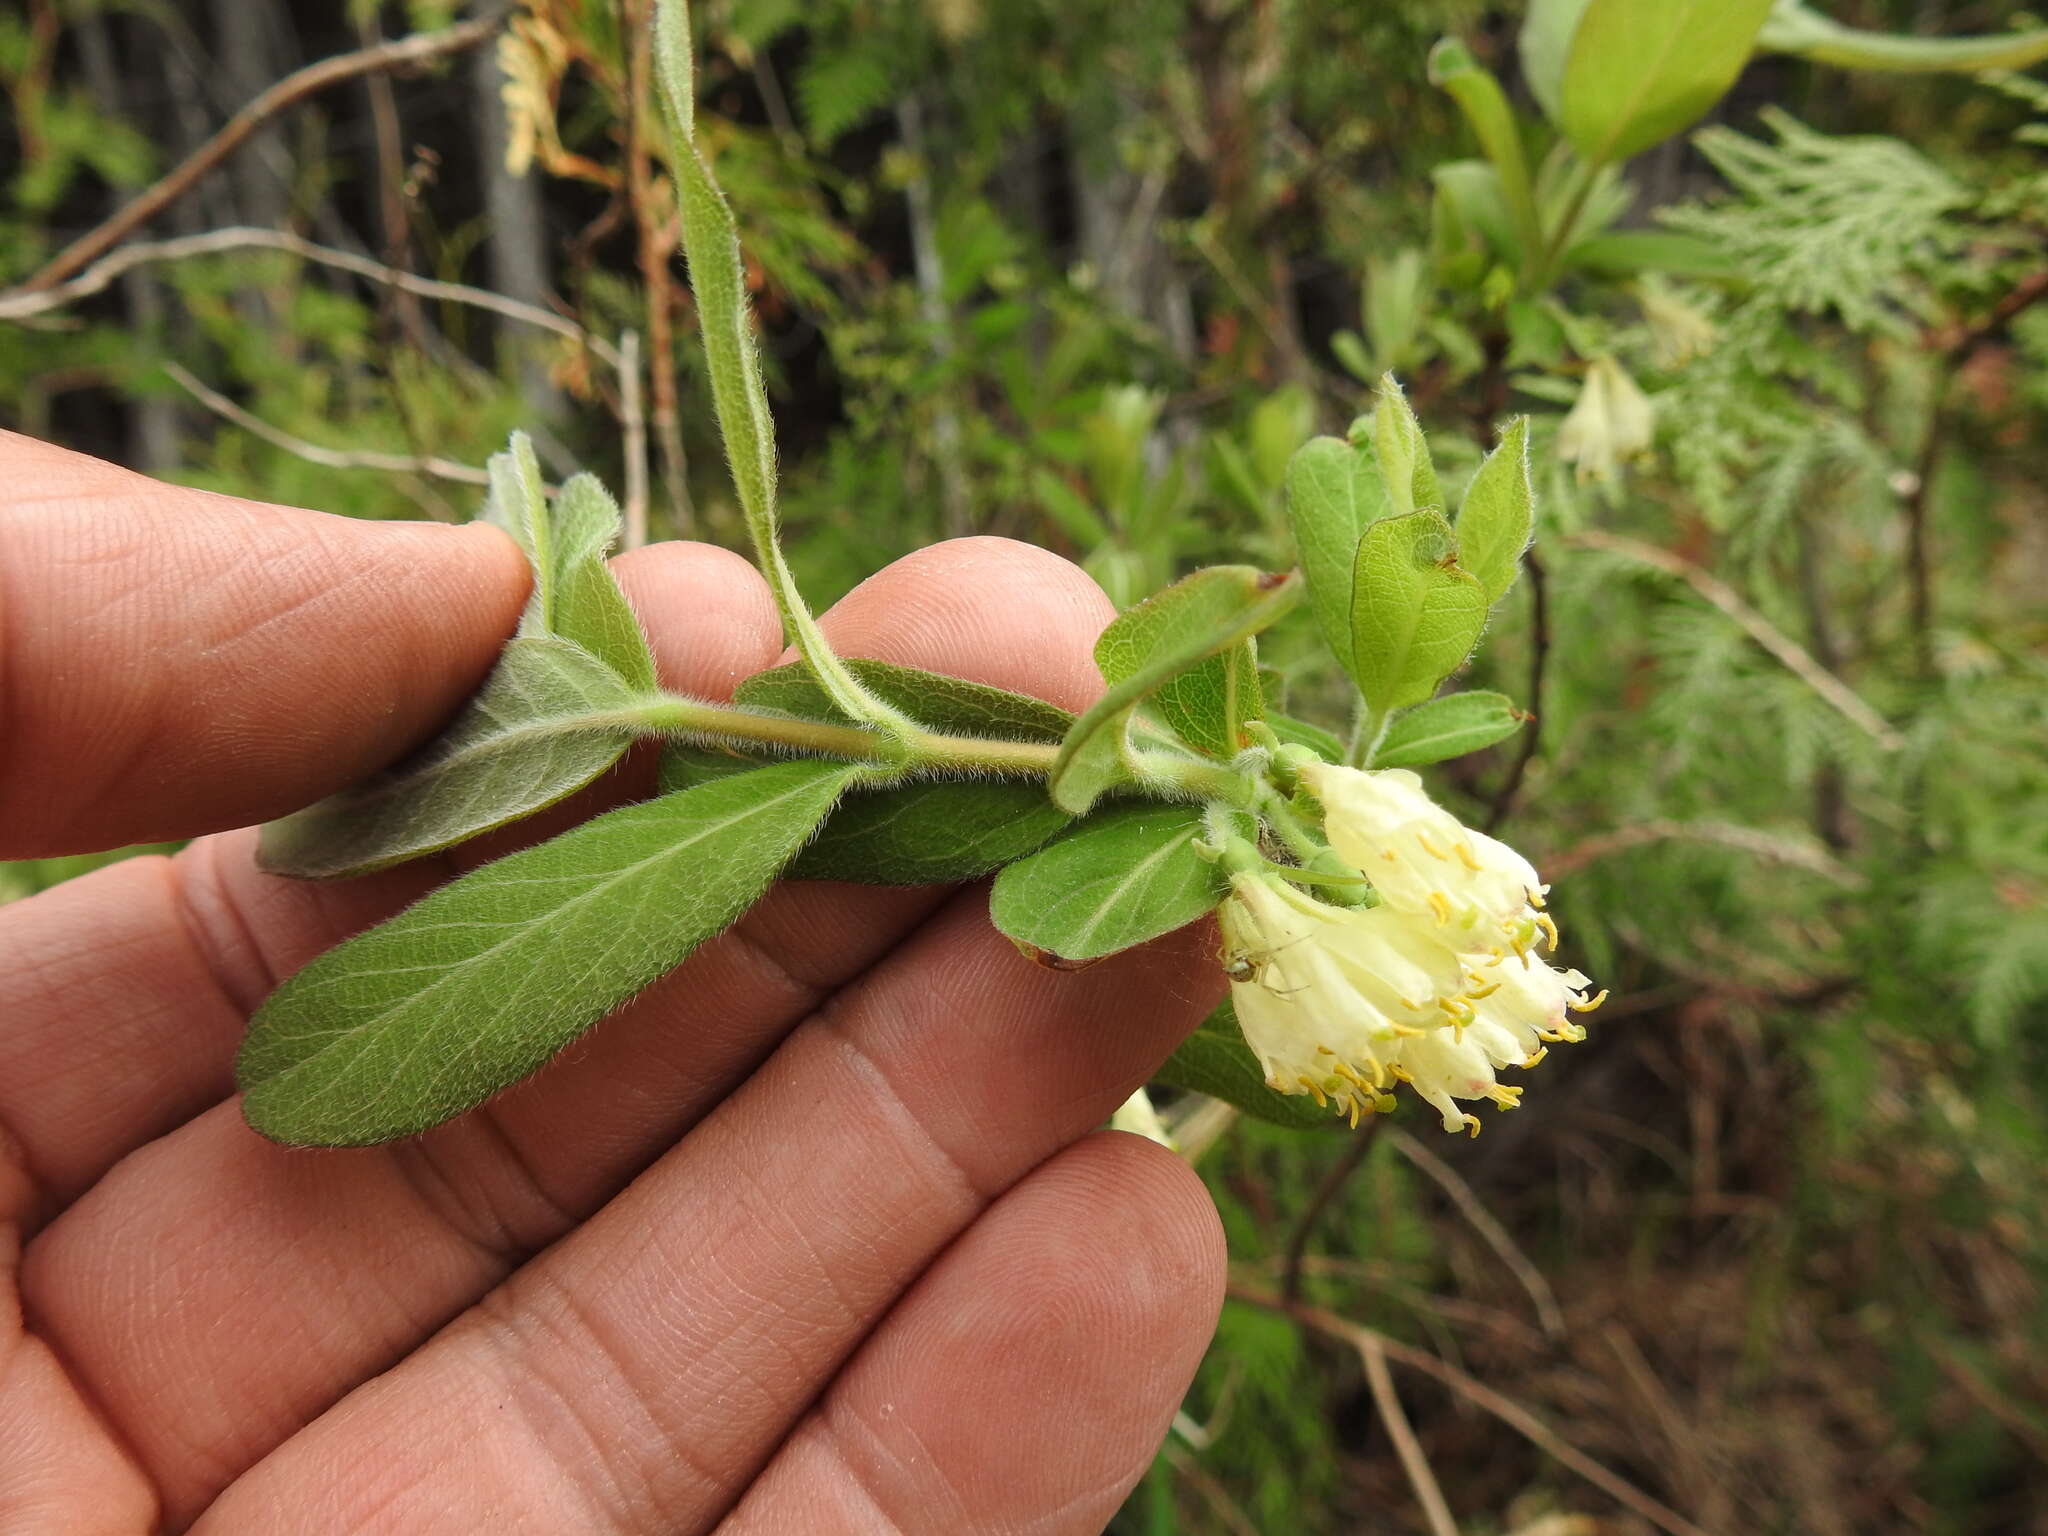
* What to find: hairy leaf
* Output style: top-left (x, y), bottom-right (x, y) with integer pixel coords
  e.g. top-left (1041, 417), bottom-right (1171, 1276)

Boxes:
top-left (989, 803), bottom-right (1236, 962)
top-left (1372, 375), bottom-right (1442, 517)
top-left (1455, 417), bottom-right (1534, 604)
top-left (1372, 691), bottom-right (1523, 768)
top-left (1152, 1001), bottom-right (1333, 1130)
top-left (1148, 648), bottom-right (1266, 759)
top-left (258, 636), bottom-right (644, 880)
top-left (239, 760), bottom-right (854, 1145)
top-left (734, 659), bottom-right (1073, 741)
top-left (1351, 511), bottom-right (1488, 712)
top-left (789, 781), bottom-right (1070, 884)
top-left (1267, 711), bottom-right (1346, 763)
top-left (1054, 568), bottom-right (1301, 814)
top-left (1284, 436), bottom-right (1390, 676)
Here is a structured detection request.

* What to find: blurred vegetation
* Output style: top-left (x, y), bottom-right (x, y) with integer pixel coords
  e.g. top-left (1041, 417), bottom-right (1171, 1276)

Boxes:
top-left (6, 1), bottom-right (2048, 1530)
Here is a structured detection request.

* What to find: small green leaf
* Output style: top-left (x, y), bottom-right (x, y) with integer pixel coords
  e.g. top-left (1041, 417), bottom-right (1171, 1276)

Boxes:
top-left (656, 742), bottom-right (761, 792)
top-left (1351, 511), bottom-right (1488, 712)
top-left (989, 803), bottom-right (1237, 962)
top-left (1152, 1001), bottom-right (1333, 1131)
top-left (1559, 0), bottom-right (1774, 165)
top-left (1372, 691), bottom-right (1524, 768)
top-left (734, 659), bottom-right (1073, 741)
top-left (549, 475), bottom-right (656, 690)
top-left (1372, 375), bottom-right (1442, 517)
top-left (1427, 39), bottom-right (1542, 266)
top-left (482, 443), bottom-right (655, 691)
top-left (1455, 417), bottom-right (1533, 605)
top-left (1054, 568), bottom-right (1302, 814)
top-left (239, 759), bottom-right (856, 1146)
top-left (258, 636), bottom-right (643, 880)
top-left (789, 782), bottom-right (1070, 884)
top-left (1267, 711), bottom-right (1345, 763)
top-left (1284, 436), bottom-right (1391, 674)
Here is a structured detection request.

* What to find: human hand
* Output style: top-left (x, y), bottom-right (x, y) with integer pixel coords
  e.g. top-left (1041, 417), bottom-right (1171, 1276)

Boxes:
top-left (0, 432), bottom-right (1226, 1533)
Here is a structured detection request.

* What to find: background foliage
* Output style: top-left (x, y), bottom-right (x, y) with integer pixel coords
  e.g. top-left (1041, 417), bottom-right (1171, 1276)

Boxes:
top-left (6, 0), bottom-right (2048, 1529)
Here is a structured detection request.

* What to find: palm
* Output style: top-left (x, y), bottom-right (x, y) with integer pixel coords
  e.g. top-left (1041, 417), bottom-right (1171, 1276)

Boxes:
top-left (0, 435), bottom-right (1224, 1534)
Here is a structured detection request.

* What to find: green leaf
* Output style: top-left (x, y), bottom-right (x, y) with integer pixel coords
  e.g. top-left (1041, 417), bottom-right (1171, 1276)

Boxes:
top-left (1559, 0), bottom-right (1774, 165)
top-left (481, 443), bottom-right (655, 691)
top-left (1351, 510), bottom-right (1488, 712)
top-left (1148, 646), bottom-right (1265, 760)
top-left (1519, 0), bottom-right (1592, 125)
top-left (1455, 417), bottom-right (1533, 605)
top-left (734, 659), bottom-right (1073, 742)
top-left (1267, 711), bottom-right (1345, 763)
top-left (1372, 375), bottom-right (1442, 517)
top-left (1372, 691), bottom-right (1524, 769)
top-left (1151, 1001), bottom-right (1333, 1130)
top-left (1284, 436), bottom-right (1391, 675)
top-left (1054, 568), bottom-right (1302, 814)
top-left (258, 636), bottom-right (644, 880)
top-left (1427, 38), bottom-right (1542, 266)
top-left (549, 475), bottom-right (657, 690)
top-left (656, 742), bottom-right (762, 792)
top-left (238, 760), bottom-right (855, 1146)
top-left (789, 782), bottom-right (1070, 884)
top-left (989, 802), bottom-right (1238, 962)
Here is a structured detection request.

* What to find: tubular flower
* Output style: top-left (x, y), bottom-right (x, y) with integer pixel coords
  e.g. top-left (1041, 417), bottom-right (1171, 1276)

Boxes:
top-left (1220, 873), bottom-right (1559, 1132)
top-left (1299, 763), bottom-right (1540, 940)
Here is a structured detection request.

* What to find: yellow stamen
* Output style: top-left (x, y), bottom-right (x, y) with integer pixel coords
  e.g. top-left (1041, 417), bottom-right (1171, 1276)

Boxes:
top-left (1454, 840), bottom-right (1483, 872)
top-left (1534, 912), bottom-right (1560, 952)
top-left (1428, 891), bottom-right (1452, 925)
top-left (1570, 988), bottom-right (1609, 1013)
top-left (1464, 980), bottom-right (1502, 1001)
top-left (1415, 831), bottom-right (1450, 860)
top-left (1520, 1047), bottom-right (1549, 1069)
top-left (1297, 1074), bottom-right (1329, 1107)
top-left (1465, 1118), bottom-right (1483, 1139)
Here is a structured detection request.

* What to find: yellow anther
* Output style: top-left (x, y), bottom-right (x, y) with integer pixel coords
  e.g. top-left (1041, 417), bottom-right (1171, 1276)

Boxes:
top-left (1520, 1047), bottom-right (1549, 1069)
top-left (1381, 849), bottom-right (1398, 863)
top-left (1534, 912), bottom-right (1560, 952)
top-left (1454, 840), bottom-right (1483, 872)
top-left (1316, 1043), bottom-right (1335, 1055)
top-left (1347, 1099), bottom-right (1362, 1129)
top-left (1428, 891), bottom-right (1452, 925)
top-left (1489, 1085), bottom-right (1523, 1108)
top-left (1465, 1118), bottom-right (1483, 1139)
top-left (1464, 980), bottom-right (1502, 1001)
top-left (1297, 1074), bottom-right (1329, 1107)
top-left (1570, 988), bottom-right (1610, 1013)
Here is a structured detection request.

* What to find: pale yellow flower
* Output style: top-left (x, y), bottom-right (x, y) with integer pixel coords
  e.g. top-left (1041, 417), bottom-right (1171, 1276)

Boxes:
top-left (1556, 356), bottom-right (1655, 484)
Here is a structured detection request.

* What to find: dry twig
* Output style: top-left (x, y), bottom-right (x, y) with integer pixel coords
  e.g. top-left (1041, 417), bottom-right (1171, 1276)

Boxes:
top-left (1387, 1129), bottom-right (1566, 1339)
top-left (1230, 1283), bottom-right (1714, 1536)
top-left (8, 13), bottom-right (505, 296)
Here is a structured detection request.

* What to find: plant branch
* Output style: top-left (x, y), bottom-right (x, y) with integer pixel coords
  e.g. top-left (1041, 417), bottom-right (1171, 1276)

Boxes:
top-left (10, 11), bottom-right (505, 296)
top-left (1569, 530), bottom-right (1903, 749)
top-left (0, 226), bottom-right (618, 367)
top-left (1229, 1284), bottom-right (1713, 1536)
top-left (1358, 1328), bottom-right (1462, 1536)
top-left (1281, 1118), bottom-right (1382, 1303)
top-left (1386, 1128), bottom-right (1564, 1338)
top-left (162, 363), bottom-right (490, 489)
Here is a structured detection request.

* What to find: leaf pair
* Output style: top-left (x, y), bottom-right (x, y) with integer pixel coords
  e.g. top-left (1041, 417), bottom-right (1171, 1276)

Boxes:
top-left (260, 437), bottom-right (659, 880)
top-left (1285, 380), bottom-right (1531, 721)
top-left (1052, 565), bottom-right (1301, 815)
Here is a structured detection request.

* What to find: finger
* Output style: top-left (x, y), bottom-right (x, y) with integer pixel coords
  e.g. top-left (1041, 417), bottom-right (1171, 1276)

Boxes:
top-left (199, 896), bottom-right (1223, 1533)
top-left (718, 1134), bottom-right (1224, 1536)
top-left (0, 432), bottom-right (529, 857)
top-left (26, 541), bottom-right (1123, 1524)
top-left (0, 539), bottom-right (781, 1219)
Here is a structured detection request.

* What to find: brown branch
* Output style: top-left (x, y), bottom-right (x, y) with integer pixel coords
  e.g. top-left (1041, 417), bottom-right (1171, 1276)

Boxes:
top-left (1545, 818), bottom-right (1866, 888)
top-left (163, 362), bottom-right (489, 489)
top-left (1386, 1128), bottom-right (1564, 1339)
top-left (1569, 529), bottom-right (1903, 749)
top-left (1359, 1328), bottom-right (1462, 1536)
top-left (1280, 1119), bottom-right (1382, 1304)
top-left (11, 11), bottom-right (504, 296)
top-left (1229, 1284), bottom-right (1713, 1536)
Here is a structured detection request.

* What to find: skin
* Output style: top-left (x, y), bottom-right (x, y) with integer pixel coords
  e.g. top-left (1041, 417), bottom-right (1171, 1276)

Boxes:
top-left (0, 431), bottom-right (1227, 1535)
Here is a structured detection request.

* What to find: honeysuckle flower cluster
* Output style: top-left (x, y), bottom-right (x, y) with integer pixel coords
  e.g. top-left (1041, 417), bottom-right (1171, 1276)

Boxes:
top-left (1220, 764), bottom-right (1604, 1135)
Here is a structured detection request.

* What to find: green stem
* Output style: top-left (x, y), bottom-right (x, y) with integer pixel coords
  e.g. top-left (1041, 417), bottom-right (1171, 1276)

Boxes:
top-left (1526, 156), bottom-right (1600, 294)
top-left (630, 697), bottom-right (1062, 776)
top-left (1345, 701), bottom-right (1392, 769)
